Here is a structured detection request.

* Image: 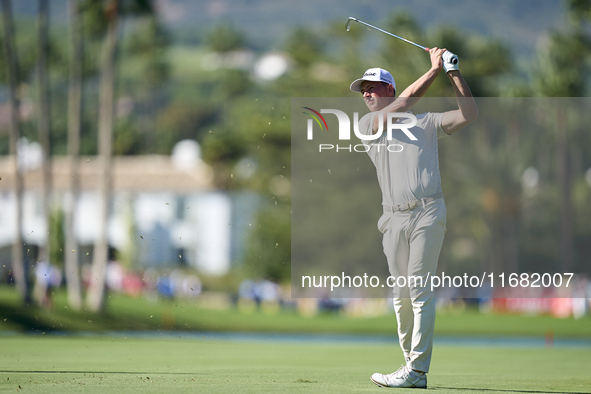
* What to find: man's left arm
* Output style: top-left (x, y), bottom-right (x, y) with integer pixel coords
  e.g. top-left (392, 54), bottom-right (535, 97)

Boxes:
top-left (441, 70), bottom-right (478, 135)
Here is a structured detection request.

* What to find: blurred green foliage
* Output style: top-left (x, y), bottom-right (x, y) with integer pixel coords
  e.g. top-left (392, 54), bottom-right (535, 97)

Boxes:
top-left (0, 0), bottom-right (590, 285)
top-left (49, 206), bottom-right (65, 268)
top-left (206, 23), bottom-right (245, 53)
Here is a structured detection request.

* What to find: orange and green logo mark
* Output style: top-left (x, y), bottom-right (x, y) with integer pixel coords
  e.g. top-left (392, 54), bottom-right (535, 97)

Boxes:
top-left (302, 107), bottom-right (328, 131)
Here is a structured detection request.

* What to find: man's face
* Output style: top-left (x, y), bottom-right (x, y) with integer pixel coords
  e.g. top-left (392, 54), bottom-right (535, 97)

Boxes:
top-left (360, 81), bottom-right (395, 111)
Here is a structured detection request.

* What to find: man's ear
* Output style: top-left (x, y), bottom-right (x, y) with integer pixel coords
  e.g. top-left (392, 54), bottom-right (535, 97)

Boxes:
top-left (388, 84), bottom-right (395, 97)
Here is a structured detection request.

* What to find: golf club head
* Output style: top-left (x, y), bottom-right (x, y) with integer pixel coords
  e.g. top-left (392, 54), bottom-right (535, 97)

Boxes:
top-left (345, 17), bottom-right (358, 32)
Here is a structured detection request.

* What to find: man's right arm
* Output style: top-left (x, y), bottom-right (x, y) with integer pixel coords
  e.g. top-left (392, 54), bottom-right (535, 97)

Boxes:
top-left (440, 71), bottom-right (478, 135)
top-left (371, 47), bottom-right (446, 133)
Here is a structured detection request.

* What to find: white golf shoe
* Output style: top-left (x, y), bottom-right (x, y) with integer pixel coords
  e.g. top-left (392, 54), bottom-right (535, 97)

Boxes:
top-left (370, 366), bottom-right (427, 388)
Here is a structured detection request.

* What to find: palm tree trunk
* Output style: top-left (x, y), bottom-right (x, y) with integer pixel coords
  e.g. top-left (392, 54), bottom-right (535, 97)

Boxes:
top-left (37, 0), bottom-right (52, 269)
top-left (2, 0), bottom-right (29, 303)
top-left (64, 0), bottom-right (83, 310)
top-left (86, 0), bottom-right (120, 312)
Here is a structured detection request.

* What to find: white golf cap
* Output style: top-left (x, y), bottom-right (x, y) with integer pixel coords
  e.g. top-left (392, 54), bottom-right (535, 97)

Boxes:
top-left (350, 67), bottom-right (396, 93)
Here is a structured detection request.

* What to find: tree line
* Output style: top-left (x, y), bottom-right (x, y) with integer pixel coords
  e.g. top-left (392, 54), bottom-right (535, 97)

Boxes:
top-left (1, 0), bottom-right (590, 309)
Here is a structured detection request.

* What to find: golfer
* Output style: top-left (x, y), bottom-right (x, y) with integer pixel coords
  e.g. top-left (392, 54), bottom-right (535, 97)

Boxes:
top-left (350, 48), bottom-right (478, 388)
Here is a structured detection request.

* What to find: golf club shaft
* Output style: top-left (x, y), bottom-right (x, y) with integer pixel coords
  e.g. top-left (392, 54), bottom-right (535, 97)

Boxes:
top-left (346, 17), bottom-right (428, 51)
top-left (346, 17), bottom-right (459, 64)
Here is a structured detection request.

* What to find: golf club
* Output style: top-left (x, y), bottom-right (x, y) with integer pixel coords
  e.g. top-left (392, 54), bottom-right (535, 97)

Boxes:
top-left (345, 17), bottom-right (458, 64)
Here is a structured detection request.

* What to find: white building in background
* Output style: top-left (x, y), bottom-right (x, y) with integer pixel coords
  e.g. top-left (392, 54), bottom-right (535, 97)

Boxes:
top-left (0, 140), bottom-right (259, 276)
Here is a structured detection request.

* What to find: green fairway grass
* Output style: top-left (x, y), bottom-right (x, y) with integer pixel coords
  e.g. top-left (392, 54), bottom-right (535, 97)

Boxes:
top-left (0, 335), bottom-right (589, 393)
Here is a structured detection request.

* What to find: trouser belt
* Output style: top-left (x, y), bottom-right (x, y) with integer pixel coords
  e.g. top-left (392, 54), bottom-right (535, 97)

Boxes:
top-left (383, 192), bottom-right (444, 213)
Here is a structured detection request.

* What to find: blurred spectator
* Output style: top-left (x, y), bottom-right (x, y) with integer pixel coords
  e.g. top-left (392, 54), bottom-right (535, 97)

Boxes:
top-left (33, 260), bottom-right (62, 309)
top-left (257, 279), bottom-right (280, 303)
top-left (122, 272), bottom-right (144, 297)
top-left (572, 275), bottom-right (589, 319)
top-left (178, 274), bottom-right (202, 298)
top-left (142, 268), bottom-right (159, 301)
top-left (157, 274), bottom-right (175, 299)
top-left (106, 262), bottom-right (124, 292)
top-left (237, 279), bottom-right (281, 313)
top-left (239, 279), bottom-right (256, 302)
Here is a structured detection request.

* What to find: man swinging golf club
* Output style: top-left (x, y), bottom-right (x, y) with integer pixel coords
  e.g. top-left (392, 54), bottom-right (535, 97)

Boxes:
top-left (350, 47), bottom-right (478, 388)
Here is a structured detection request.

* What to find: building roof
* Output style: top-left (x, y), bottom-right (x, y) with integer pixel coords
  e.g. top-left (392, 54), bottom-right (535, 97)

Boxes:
top-left (0, 155), bottom-right (214, 193)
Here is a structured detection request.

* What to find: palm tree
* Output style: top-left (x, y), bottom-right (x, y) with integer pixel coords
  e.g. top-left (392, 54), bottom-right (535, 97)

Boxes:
top-left (37, 0), bottom-right (52, 281)
top-left (84, 0), bottom-right (160, 312)
top-left (86, 0), bottom-right (120, 312)
top-left (64, 0), bottom-right (83, 310)
top-left (1, 0), bottom-right (28, 303)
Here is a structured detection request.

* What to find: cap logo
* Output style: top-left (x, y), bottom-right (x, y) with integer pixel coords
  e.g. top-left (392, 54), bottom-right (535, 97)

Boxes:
top-left (364, 72), bottom-right (376, 76)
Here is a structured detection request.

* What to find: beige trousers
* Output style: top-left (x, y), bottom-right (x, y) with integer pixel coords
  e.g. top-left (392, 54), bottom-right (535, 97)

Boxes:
top-left (378, 199), bottom-right (446, 373)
